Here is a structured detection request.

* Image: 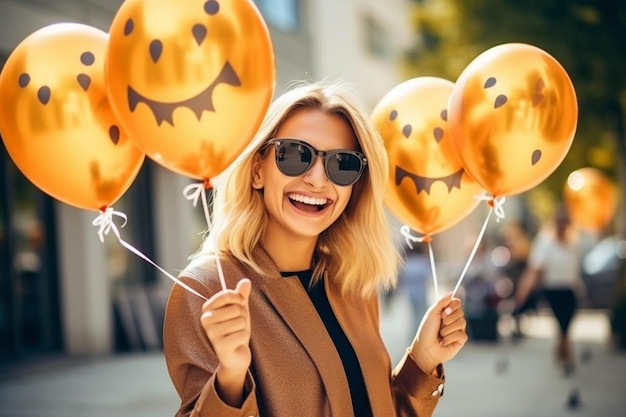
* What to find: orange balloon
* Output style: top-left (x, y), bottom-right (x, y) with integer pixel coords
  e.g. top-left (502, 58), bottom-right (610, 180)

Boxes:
top-left (372, 77), bottom-right (485, 236)
top-left (106, 0), bottom-right (275, 180)
top-left (0, 23), bottom-right (145, 211)
top-left (448, 43), bottom-right (578, 198)
top-left (564, 167), bottom-right (617, 233)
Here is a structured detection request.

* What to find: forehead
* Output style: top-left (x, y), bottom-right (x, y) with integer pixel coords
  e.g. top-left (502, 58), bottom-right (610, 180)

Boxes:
top-left (276, 107), bottom-right (358, 150)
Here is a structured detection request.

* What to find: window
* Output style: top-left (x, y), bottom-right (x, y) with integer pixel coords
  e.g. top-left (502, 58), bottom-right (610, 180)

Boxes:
top-left (256, 0), bottom-right (299, 31)
top-left (364, 15), bottom-right (391, 59)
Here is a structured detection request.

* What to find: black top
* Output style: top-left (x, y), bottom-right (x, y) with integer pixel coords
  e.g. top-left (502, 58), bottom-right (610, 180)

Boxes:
top-left (281, 269), bottom-right (373, 417)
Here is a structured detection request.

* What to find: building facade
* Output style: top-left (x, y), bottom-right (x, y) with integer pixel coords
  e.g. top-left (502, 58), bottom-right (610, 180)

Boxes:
top-left (0, 0), bottom-right (413, 362)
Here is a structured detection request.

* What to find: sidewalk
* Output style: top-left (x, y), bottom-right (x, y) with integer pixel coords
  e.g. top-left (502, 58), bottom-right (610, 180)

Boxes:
top-left (382, 294), bottom-right (626, 417)
top-left (0, 298), bottom-right (624, 417)
top-left (0, 352), bottom-right (178, 417)
top-left (433, 337), bottom-right (626, 417)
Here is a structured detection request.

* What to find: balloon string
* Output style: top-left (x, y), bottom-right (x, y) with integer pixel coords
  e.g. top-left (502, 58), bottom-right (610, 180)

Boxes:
top-left (92, 208), bottom-right (208, 301)
top-left (183, 181), bottom-right (227, 291)
top-left (426, 240), bottom-right (439, 300)
top-left (451, 196), bottom-right (506, 298)
top-left (400, 225), bottom-right (439, 299)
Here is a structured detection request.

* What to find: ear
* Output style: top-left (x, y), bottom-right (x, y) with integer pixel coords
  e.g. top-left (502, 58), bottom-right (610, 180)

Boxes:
top-left (251, 153), bottom-right (264, 189)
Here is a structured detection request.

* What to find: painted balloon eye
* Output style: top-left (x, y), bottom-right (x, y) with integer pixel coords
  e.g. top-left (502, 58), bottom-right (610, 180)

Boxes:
top-left (192, 24), bottom-right (207, 45)
top-left (204, 0), bottom-right (219, 14)
top-left (484, 77), bottom-right (497, 88)
top-left (109, 125), bottom-right (120, 145)
top-left (18, 73), bottom-right (30, 88)
top-left (494, 94), bottom-right (508, 108)
top-left (77, 74), bottom-right (91, 91)
top-left (390, 110), bottom-right (398, 121)
top-left (149, 40), bottom-right (163, 63)
top-left (531, 149), bottom-right (542, 165)
top-left (124, 19), bottom-right (134, 36)
top-left (433, 127), bottom-right (443, 142)
top-left (37, 86), bottom-right (51, 105)
top-left (80, 52), bottom-right (95, 66)
top-left (402, 124), bottom-right (412, 139)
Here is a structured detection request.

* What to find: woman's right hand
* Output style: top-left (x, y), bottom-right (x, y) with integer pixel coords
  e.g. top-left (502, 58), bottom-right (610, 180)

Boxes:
top-left (201, 278), bottom-right (252, 406)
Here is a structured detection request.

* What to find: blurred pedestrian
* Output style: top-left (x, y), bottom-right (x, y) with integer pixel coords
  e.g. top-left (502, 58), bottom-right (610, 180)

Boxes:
top-left (397, 242), bottom-right (430, 343)
top-left (163, 81), bottom-right (468, 417)
top-left (515, 206), bottom-right (584, 374)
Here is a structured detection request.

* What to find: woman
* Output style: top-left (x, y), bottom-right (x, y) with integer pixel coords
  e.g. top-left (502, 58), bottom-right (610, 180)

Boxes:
top-left (515, 207), bottom-right (584, 374)
top-left (163, 81), bottom-right (468, 417)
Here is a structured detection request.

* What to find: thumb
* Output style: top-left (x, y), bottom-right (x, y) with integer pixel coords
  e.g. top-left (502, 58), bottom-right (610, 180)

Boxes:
top-left (430, 292), bottom-right (455, 315)
top-left (235, 278), bottom-right (252, 301)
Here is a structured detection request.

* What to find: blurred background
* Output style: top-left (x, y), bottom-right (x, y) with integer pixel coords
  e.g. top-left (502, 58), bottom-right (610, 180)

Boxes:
top-left (1, 0), bottom-right (625, 416)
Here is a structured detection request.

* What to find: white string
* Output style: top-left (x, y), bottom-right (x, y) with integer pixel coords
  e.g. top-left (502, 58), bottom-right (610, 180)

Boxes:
top-left (400, 225), bottom-right (422, 250)
top-left (92, 208), bottom-right (127, 241)
top-left (476, 194), bottom-right (507, 221)
top-left (426, 240), bottom-right (439, 299)
top-left (92, 207), bottom-right (208, 301)
top-left (183, 183), bottom-right (204, 208)
top-left (400, 225), bottom-right (439, 299)
top-left (451, 196), bottom-right (506, 298)
top-left (183, 181), bottom-right (226, 291)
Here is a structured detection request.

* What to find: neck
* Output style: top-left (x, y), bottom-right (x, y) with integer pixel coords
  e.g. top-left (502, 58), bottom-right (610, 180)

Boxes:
top-left (261, 233), bottom-right (317, 272)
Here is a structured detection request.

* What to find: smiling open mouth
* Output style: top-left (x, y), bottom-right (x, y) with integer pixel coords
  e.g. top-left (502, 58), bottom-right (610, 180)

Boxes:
top-left (127, 61), bottom-right (241, 125)
top-left (396, 166), bottom-right (464, 195)
top-left (288, 193), bottom-right (330, 212)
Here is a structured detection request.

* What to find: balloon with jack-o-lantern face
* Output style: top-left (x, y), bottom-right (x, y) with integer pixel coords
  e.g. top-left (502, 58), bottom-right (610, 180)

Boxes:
top-left (372, 77), bottom-right (484, 237)
top-left (106, 0), bottom-right (275, 181)
top-left (448, 43), bottom-right (577, 199)
top-left (0, 23), bottom-right (145, 211)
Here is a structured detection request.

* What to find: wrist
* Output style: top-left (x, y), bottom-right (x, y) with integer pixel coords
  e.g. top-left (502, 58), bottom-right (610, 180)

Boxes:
top-left (409, 348), bottom-right (438, 376)
top-left (215, 366), bottom-right (247, 407)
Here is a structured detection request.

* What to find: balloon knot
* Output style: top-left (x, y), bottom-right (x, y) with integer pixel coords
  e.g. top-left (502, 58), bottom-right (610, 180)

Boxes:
top-left (400, 225), bottom-right (431, 249)
top-left (203, 178), bottom-right (212, 189)
top-left (475, 193), bottom-right (507, 222)
top-left (91, 207), bottom-right (127, 242)
top-left (489, 196), bottom-right (507, 221)
top-left (183, 182), bottom-right (205, 207)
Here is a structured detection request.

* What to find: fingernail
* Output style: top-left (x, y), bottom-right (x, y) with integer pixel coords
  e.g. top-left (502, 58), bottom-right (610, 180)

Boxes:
top-left (444, 307), bottom-right (452, 315)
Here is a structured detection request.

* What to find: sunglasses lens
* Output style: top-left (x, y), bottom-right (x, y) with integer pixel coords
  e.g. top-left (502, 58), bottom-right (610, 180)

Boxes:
top-left (327, 152), bottom-right (363, 186)
top-left (276, 141), bottom-right (313, 176)
top-left (273, 139), bottom-right (365, 186)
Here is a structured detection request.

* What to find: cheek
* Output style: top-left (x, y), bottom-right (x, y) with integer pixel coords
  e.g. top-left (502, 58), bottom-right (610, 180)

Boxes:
top-left (334, 187), bottom-right (354, 215)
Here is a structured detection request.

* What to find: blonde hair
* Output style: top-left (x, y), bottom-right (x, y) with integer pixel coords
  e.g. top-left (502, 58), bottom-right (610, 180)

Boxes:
top-left (197, 81), bottom-right (400, 297)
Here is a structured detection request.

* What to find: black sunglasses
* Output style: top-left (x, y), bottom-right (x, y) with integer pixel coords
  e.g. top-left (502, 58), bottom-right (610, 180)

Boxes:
top-left (263, 138), bottom-right (367, 186)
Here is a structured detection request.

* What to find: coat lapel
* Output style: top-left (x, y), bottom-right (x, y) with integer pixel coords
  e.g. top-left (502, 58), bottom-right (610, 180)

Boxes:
top-left (253, 248), bottom-right (354, 417)
top-left (326, 279), bottom-right (396, 416)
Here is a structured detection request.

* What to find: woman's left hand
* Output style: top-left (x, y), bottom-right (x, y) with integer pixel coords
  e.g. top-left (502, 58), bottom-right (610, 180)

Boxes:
top-left (410, 293), bottom-right (468, 375)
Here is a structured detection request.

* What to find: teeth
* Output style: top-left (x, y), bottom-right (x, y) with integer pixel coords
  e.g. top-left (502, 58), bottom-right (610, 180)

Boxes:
top-left (288, 193), bottom-right (328, 206)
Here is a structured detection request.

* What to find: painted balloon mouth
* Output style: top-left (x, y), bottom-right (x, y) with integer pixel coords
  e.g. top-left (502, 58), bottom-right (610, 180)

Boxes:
top-left (127, 61), bottom-right (241, 125)
top-left (396, 165), bottom-right (464, 195)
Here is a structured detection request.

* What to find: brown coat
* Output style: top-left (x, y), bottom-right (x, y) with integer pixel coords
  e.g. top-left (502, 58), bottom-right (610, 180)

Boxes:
top-left (163, 246), bottom-right (445, 417)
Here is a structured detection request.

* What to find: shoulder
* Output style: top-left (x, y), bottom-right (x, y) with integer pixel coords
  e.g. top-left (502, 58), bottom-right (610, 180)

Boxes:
top-left (180, 247), bottom-right (280, 292)
top-left (179, 254), bottom-right (249, 294)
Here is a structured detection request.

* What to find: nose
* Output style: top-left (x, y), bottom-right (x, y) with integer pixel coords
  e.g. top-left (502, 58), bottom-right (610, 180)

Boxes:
top-left (303, 155), bottom-right (328, 186)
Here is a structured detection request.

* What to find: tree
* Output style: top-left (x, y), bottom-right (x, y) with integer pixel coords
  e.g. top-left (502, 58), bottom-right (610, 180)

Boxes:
top-left (405, 0), bottom-right (626, 345)
top-left (405, 0), bottom-right (626, 226)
